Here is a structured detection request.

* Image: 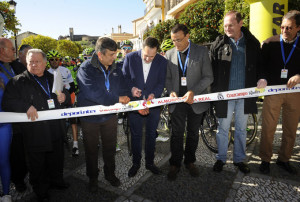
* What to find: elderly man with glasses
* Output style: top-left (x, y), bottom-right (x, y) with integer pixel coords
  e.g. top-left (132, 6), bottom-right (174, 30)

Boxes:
top-left (259, 10), bottom-right (300, 175)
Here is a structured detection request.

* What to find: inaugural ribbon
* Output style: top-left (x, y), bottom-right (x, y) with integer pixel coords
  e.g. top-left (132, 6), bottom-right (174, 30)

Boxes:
top-left (0, 84), bottom-right (299, 123)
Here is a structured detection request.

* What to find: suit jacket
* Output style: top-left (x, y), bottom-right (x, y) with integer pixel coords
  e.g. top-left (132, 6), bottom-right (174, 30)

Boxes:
top-left (123, 50), bottom-right (167, 101)
top-left (165, 42), bottom-right (213, 114)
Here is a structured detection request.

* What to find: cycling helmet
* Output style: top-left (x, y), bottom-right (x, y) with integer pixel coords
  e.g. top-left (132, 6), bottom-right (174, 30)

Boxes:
top-left (47, 50), bottom-right (61, 59)
top-left (82, 48), bottom-right (95, 56)
top-left (160, 39), bottom-right (174, 52)
top-left (120, 40), bottom-right (133, 48)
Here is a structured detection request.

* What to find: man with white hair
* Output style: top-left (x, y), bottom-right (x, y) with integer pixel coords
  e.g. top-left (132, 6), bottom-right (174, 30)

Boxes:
top-left (2, 49), bottom-right (70, 201)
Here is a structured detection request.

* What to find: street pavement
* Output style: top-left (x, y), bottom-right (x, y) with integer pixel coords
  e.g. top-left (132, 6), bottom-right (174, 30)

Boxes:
top-left (5, 103), bottom-right (300, 202)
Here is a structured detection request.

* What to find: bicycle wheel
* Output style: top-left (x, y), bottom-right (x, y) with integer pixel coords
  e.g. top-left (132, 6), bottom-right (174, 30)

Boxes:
top-left (230, 113), bottom-right (258, 146)
top-left (122, 113), bottom-right (132, 156)
top-left (201, 106), bottom-right (218, 153)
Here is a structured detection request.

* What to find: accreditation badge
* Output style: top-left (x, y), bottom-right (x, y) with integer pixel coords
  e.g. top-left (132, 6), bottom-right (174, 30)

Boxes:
top-left (181, 77), bottom-right (187, 86)
top-left (281, 69), bottom-right (288, 79)
top-left (47, 99), bottom-right (55, 109)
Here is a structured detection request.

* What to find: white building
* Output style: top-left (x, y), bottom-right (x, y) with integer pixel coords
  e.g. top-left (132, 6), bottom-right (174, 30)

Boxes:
top-left (131, 0), bottom-right (198, 50)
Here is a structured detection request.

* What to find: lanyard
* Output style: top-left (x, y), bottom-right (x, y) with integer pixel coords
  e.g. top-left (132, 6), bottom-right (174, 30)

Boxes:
top-left (99, 64), bottom-right (110, 91)
top-left (280, 35), bottom-right (299, 69)
top-left (32, 76), bottom-right (51, 99)
top-left (0, 63), bottom-right (15, 77)
top-left (177, 42), bottom-right (191, 77)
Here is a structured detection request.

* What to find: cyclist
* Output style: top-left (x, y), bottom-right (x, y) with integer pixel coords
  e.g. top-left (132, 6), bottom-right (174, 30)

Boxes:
top-left (82, 47), bottom-right (95, 61)
top-left (116, 40), bottom-right (133, 66)
top-left (63, 56), bottom-right (81, 157)
top-left (160, 39), bottom-right (174, 57)
top-left (47, 50), bottom-right (77, 156)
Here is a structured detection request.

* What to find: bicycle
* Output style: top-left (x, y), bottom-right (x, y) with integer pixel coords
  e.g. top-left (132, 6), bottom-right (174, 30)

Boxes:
top-left (200, 104), bottom-right (258, 153)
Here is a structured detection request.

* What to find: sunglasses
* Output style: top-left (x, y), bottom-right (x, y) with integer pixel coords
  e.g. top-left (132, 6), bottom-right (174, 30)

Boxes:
top-left (122, 47), bottom-right (133, 50)
top-left (84, 56), bottom-right (92, 60)
top-left (280, 26), bottom-right (294, 31)
top-left (49, 58), bottom-right (60, 62)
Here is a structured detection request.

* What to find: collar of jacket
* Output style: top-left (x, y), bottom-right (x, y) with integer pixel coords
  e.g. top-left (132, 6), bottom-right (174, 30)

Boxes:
top-left (90, 52), bottom-right (116, 73)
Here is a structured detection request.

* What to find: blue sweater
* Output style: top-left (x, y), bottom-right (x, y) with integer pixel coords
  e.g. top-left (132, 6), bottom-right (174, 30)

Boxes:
top-left (77, 53), bottom-right (129, 123)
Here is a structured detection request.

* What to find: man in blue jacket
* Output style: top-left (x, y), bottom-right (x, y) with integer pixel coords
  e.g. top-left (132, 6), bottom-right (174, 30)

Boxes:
top-left (77, 37), bottom-right (130, 192)
top-left (123, 37), bottom-right (167, 177)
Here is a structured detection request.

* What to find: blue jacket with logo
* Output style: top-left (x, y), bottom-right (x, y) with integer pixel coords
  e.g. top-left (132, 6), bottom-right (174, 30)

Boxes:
top-left (77, 53), bottom-right (129, 123)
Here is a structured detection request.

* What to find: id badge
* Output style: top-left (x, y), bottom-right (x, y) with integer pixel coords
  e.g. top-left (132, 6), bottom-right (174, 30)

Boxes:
top-left (181, 77), bottom-right (187, 86)
top-left (281, 69), bottom-right (288, 78)
top-left (47, 99), bottom-right (55, 109)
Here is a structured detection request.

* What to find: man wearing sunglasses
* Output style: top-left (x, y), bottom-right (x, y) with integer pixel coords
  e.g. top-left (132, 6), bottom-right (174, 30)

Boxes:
top-left (259, 10), bottom-right (300, 175)
top-left (47, 50), bottom-right (75, 94)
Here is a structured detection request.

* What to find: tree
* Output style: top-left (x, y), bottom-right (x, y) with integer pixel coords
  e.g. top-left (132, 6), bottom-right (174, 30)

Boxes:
top-left (57, 40), bottom-right (80, 58)
top-left (179, 0), bottom-right (225, 44)
top-left (74, 42), bottom-right (84, 55)
top-left (143, 19), bottom-right (179, 44)
top-left (289, 0), bottom-right (300, 11)
top-left (21, 35), bottom-right (57, 54)
top-left (0, 1), bottom-right (21, 37)
top-left (218, 0), bottom-right (250, 34)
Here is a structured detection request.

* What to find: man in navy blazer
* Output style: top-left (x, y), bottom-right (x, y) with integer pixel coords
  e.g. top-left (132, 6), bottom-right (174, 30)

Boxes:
top-left (123, 37), bottom-right (167, 177)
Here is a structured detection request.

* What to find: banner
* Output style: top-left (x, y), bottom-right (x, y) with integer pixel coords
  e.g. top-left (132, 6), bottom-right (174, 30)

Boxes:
top-left (0, 84), bottom-right (299, 123)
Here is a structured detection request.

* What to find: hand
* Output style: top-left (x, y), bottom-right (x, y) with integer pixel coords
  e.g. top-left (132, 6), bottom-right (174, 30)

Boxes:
top-left (287, 74), bottom-right (300, 88)
top-left (131, 87), bottom-right (142, 98)
top-left (138, 108), bottom-right (149, 116)
top-left (27, 105), bottom-right (38, 121)
top-left (147, 93), bottom-right (155, 101)
top-left (119, 96), bottom-right (130, 104)
top-left (170, 91), bottom-right (177, 98)
top-left (257, 79), bottom-right (267, 89)
top-left (183, 91), bottom-right (194, 104)
top-left (57, 91), bottom-right (66, 104)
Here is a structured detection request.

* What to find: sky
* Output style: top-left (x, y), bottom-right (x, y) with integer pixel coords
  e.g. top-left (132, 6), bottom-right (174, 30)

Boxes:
top-left (13, 0), bottom-right (146, 39)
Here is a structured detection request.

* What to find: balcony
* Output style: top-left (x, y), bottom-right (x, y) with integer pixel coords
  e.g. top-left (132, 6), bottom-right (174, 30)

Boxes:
top-left (167, 0), bottom-right (185, 11)
top-left (144, 0), bottom-right (162, 15)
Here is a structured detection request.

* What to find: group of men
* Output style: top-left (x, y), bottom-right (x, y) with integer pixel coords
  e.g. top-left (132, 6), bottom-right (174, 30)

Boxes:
top-left (0, 9), bottom-right (299, 202)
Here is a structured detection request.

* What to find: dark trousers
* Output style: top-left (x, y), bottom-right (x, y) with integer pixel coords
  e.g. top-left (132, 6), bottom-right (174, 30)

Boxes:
top-left (169, 103), bottom-right (203, 167)
top-left (129, 107), bottom-right (160, 166)
top-left (10, 132), bottom-right (28, 185)
top-left (81, 115), bottom-right (117, 179)
top-left (27, 139), bottom-right (64, 198)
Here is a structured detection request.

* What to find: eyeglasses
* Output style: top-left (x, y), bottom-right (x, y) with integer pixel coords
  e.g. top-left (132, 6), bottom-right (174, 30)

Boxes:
top-left (49, 58), bottom-right (60, 62)
top-left (122, 47), bottom-right (132, 50)
top-left (280, 26), bottom-right (294, 31)
top-left (172, 38), bottom-right (185, 43)
top-left (29, 61), bottom-right (42, 65)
